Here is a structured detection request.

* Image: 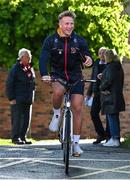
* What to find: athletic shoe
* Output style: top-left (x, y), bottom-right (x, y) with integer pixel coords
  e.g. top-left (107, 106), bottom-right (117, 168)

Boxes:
top-left (49, 114), bottom-right (60, 132)
top-left (72, 143), bottom-right (83, 157)
top-left (103, 138), bottom-right (120, 147)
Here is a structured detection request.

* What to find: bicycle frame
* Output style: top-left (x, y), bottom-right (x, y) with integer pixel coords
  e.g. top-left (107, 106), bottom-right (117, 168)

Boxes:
top-left (54, 78), bottom-right (96, 174)
top-left (60, 78), bottom-right (96, 146)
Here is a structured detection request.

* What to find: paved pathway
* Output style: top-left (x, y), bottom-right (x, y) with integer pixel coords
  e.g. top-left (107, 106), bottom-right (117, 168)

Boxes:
top-left (0, 139), bottom-right (130, 179)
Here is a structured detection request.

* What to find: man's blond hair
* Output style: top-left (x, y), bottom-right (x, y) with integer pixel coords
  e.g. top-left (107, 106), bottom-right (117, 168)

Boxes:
top-left (58, 10), bottom-right (76, 21)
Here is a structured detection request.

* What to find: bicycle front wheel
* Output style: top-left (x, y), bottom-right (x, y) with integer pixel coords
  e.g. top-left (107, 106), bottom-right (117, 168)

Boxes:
top-left (63, 109), bottom-right (71, 174)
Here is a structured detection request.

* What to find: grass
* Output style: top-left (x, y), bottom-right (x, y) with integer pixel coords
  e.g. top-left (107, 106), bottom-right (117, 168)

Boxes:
top-left (121, 135), bottom-right (130, 148)
top-left (0, 138), bottom-right (37, 146)
top-left (0, 137), bottom-right (130, 147)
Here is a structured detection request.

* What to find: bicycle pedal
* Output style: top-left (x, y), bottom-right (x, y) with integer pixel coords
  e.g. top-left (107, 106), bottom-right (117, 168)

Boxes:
top-left (72, 152), bottom-right (80, 157)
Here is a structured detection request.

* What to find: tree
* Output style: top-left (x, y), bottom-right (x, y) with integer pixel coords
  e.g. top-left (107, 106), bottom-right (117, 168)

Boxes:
top-left (0, 0), bottom-right (129, 69)
top-left (69, 0), bottom-right (130, 58)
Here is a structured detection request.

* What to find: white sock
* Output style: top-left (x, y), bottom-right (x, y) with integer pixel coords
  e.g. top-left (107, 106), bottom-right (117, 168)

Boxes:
top-left (53, 108), bottom-right (61, 116)
top-left (73, 135), bottom-right (80, 144)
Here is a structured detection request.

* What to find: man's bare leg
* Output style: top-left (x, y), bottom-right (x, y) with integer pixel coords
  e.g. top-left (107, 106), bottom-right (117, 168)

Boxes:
top-left (52, 82), bottom-right (65, 109)
top-left (49, 82), bottom-right (65, 132)
top-left (71, 94), bottom-right (84, 156)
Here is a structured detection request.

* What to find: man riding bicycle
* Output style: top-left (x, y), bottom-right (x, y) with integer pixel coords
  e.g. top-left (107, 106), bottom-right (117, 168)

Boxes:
top-left (39, 10), bottom-right (93, 156)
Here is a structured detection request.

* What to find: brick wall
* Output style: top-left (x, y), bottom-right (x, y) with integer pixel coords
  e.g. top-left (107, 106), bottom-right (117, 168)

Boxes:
top-left (0, 60), bottom-right (130, 140)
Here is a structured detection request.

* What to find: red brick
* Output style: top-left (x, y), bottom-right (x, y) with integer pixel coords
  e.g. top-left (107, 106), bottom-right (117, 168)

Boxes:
top-left (0, 60), bottom-right (130, 139)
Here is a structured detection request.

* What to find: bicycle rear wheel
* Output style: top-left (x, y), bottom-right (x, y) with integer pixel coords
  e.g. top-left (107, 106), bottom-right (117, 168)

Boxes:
top-left (63, 109), bottom-right (71, 174)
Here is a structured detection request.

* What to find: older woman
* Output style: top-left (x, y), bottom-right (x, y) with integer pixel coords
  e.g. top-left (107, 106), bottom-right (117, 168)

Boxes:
top-left (100, 49), bottom-right (125, 147)
top-left (6, 48), bottom-right (35, 144)
top-left (86, 47), bottom-right (110, 144)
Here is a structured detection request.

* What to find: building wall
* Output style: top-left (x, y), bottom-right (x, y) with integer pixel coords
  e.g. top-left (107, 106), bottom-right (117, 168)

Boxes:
top-left (0, 60), bottom-right (130, 140)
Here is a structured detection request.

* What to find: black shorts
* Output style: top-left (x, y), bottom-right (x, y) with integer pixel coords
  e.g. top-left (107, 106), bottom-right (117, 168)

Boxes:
top-left (69, 80), bottom-right (84, 95)
top-left (51, 74), bottom-right (84, 95)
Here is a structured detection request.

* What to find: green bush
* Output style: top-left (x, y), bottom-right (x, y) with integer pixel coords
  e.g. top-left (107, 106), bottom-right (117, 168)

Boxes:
top-left (122, 135), bottom-right (130, 148)
top-left (0, 0), bottom-right (130, 69)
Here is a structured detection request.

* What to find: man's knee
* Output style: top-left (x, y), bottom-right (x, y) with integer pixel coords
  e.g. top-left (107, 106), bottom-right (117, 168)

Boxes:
top-left (72, 105), bottom-right (82, 114)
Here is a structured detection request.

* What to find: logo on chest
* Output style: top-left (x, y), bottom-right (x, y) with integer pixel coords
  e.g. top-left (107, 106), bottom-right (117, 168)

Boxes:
top-left (71, 47), bottom-right (77, 54)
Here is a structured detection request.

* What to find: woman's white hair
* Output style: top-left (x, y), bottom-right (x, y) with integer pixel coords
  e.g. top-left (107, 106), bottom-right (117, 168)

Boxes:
top-left (98, 47), bottom-right (107, 53)
top-left (18, 48), bottom-right (32, 61)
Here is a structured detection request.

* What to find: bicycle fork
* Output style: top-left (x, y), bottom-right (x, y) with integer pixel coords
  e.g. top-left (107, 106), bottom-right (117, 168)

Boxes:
top-left (62, 108), bottom-right (73, 155)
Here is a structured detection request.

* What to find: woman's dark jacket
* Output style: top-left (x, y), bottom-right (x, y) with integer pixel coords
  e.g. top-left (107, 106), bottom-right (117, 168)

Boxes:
top-left (6, 61), bottom-right (35, 105)
top-left (100, 61), bottom-right (125, 115)
top-left (87, 59), bottom-right (106, 96)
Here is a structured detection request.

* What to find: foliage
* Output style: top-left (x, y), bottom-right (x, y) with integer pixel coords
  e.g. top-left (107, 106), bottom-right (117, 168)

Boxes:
top-left (0, 0), bottom-right (130, 69)
top-left (69, 0), bottom-right (130, 58)
top-left (121, 135), bottom-right (130, 148)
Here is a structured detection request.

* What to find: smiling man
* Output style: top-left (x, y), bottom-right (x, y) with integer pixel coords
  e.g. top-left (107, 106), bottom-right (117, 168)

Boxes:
top-left (39, 10), bottom-right (93, 156)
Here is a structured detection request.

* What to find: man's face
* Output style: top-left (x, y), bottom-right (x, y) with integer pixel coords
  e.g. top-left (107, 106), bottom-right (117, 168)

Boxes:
top-left (59, 16), bottom-right (74, 37)
top-left (21, 52), bottom-right (30, 65)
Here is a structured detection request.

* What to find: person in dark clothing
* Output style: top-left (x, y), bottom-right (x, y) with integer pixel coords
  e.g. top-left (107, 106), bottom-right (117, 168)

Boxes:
top-left (39, 10), bottom-right (93, 156)
top-left (86, 47), bottom-right (111, 144)
top-left (6, 48), bottom-right (35, 145)
top-left (100, 49), bottom-right (125, 147)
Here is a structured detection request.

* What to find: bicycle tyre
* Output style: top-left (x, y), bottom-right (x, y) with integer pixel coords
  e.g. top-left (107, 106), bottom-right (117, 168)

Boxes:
top-left (63, 109), bottom-right (71, 174)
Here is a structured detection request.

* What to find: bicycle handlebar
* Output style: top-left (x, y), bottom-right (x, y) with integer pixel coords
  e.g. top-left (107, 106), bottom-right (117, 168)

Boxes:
top-left (81, 79), bottom-right (96, 83)
top-left (41, 74), bottom-right (96, 83)
top-left (50, 78), bottom-right (96, 90)
top-left (41, 76), bottom-right (96, 84)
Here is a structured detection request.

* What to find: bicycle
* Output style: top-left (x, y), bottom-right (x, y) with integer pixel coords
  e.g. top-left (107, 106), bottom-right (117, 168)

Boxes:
top-left (52, 78), bottom-right (96, 174)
